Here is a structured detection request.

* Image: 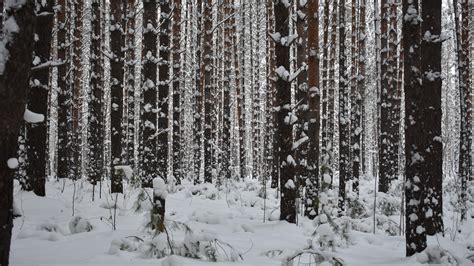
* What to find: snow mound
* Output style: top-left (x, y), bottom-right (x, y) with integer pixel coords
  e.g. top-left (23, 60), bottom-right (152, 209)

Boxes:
top-left (416, 246), bottom-right (456, 265)
top-left (189, 210), bottom-right (225, 225)
top-left (161, 255), bottom-right (182, 266)
top-left (153, 177), bottom-right (168, 199)
top-left (68, 216), bottom-right (93, 234)
top-left (36, 222), bottom-right (66, 235)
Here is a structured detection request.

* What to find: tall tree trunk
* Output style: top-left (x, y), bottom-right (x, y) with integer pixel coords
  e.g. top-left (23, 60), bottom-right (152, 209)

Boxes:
top-left (172, 0), bottom-right (183, 185)
top-left (158, 0), bottom-right (171, 182)
top-left (202, 1), bottom-right (213, 183)
top-left (88, 0), bottom-right (105, 195)
top-left (420, 0), bottom-right (443, 236)
top-left (456, 0), bottom-right (472, 221)
top-left (295, 0), bottom-right (309, 193)
top-left (354, 0), bottom-right (367, 194)
top-left (220, 0), bottom-right (232, 181)
top-left (274, 0), bottom-right (296, 224)
top-left (25, 0), bottom-right (54, 196)
top-left (0, 1), bottom-right (36, 264)
top-left (403, 0), bottom-right (426, 256)
top-left (305, 0), bottom-right (320, 219)
top-left (110, 0), bottom-right (124, 193)
top-left (124, 0), bottom-right (136, 169)
top-left (71, 0), bottom-right (83, 181)
top-left (140, 1), bottom-right (158, 188)
top-left (193, 0), bottom-right (203, 183)
top-left (338, 0), bottom-right (350, 214)
top-left (320, 0), bottom-right (331, 191)
top-left (56, 0), bottom-right (72, 181)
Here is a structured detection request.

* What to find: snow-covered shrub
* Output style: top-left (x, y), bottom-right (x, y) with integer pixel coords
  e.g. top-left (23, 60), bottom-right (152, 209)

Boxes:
top-left (282, 249), bottom-right (345, 266)
top-left (376, 192), bottom-right (400, 216)
top-left (314, 214), bottom-right (335, 251)
top-left (177, 230), bottom-right (242, 262)
top-left (139, 233), bottom-right (171, 259)
top-left (416, 246), bottom-right (456, 265)
top-left (187, 183), bottom-right (218, 200)
top-left (108, 237), bottom-right (141, 255)
top-left (346, 196), bottom-right (368, 219)
top-left (36, 222), bottom-right (66, 235)
top-left (68, 216), bottom-right (92, 234)
top-left (132, 188), bottom-right (152, 213)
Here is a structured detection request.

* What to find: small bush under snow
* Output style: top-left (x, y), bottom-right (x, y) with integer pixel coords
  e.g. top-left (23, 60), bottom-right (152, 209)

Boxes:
top-left (68, 216), bottom-right (93, 234)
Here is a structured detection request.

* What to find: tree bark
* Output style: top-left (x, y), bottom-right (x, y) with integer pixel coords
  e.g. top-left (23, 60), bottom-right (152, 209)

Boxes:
top-left (0, 1), bottom-right (36, 264)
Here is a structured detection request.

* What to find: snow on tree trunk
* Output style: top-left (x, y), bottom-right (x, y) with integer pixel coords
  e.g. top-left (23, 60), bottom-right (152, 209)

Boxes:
top-left (420, 0), bottom-right (443, 236)
top-left (24, 0), bottom-right (54, 197)
top-left (88, 0), bottom-right (105, 190)
top-left (158, 0), bottom-right (171, 183)
top-left (0, 1), bottom-right (36, 264)
top-left (172, 0), bottom-right (183, 185)
top-left (338, 0), bottom-right (350, 215)
top-left (274, 0), bottom-right (296, 224)
top-left (403, 0), bottom-right (426, 256)
top-left (140, 0), bottom-right (159, 188)
top-left (202, 1), bottom-right (213, 183)
top-left (305, 0), bottom-right (320, 219)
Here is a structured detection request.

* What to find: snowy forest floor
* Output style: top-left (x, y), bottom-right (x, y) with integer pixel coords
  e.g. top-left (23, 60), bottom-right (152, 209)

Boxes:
top-left (10, 175), bottom-right (474, 266)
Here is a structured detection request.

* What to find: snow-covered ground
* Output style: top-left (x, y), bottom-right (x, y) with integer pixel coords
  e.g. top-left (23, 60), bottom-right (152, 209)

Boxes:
top-left (10, 176), bottom-right (474, 265)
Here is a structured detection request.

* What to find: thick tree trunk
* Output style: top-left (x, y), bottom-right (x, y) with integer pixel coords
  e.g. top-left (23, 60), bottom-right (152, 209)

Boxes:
top-left (25, 0), bottom-right (54, 196)
top-left (305, 0), bottom-right (320, 219)
top-left (110, 0), bottom-right (125, 193)
top-left (202, 1), bottom-right (213, 183)
top-left (0, 1), bottom-right (36, 264)
top-left (420, 0), bottom-right (443, 236)
top-left (338, 0), bottom-right (350, 214)
top-left (88, 0), bottom-right (104, 192)
top-left (56, 0), bottom-right (72, 181)
top-left (140, 1), bottom-right (158, 188)
top-left (403, 0), bottom-right (426, 256)
top-left (193, 0), bottom-right (203, 183)
top-left (274, 0), bottom-right (296, 224)
top-left (158, 0), bottom-right (171, 182)
top-left (172, 0), bottom-right (182, 184)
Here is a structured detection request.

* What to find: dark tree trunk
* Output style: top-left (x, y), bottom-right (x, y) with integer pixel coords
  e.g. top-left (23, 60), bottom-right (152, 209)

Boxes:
top-left (24, 0), bottom-right (54, 196)
top-left (56, 0), bottom-right (72, 181)
top-left (202, 1), bottom-right (213, 183)
top-left (88, 0), bottom-right (104, 191)
top-left (220, 0), bottom-right (232, 181)
top-left (172, 0), bottom-right (182, 185)
top-left (193, 0), bottom-right (203, 183)
top-left (403, 0), bottom-right (426, 256)
top-left (71, 0), bottom-right (83, 181)
top-left (0, 1), bottom-right (36, 264)
top-left (158, 0), bottom-right (171, 182)
top-left (110, 0), bottom-right (125, 193)
top-left (274, 0), bottom-right (296, 224)
top-left (338, 0), bottom-right (350, 215)
top-left (140, 1), bottom-right (158, 188)
top-left (420, 0), bottom-right (443, 236)
top-left (305, 0), bottom-right (320, 219)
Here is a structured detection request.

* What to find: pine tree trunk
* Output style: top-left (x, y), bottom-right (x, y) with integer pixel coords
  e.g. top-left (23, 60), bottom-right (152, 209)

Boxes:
top-left (124, 0), bottom-right (136, 169)
top-left (420, 0), bottom-right (443, 236)
top-left (295, 0), bottom-right (309, 192)
top-left (220, 0), bottom-right (232, 181)
top-left (158, 0), bottom-right (171, 182)
top-left (202, 1), bottom-right (213, 183)
top-left (88, 0), bottom-right (105, 191)
top-left (110, 0), bottom-right (124, 193)
top-left (56, 0), bottom-right (72, 181)
top-left (24, 0), bottom-right (54, 196)
top-left (274, 0), bottom-right (296, 224)
top-left (194, 0), bottom-right (203, 183)
top-left (0, 1), bottom-right (36, 264)
top-left (403, 0), bottom-right (426, 256)
top-left (338, 0), bottom-right (350, 214)
top-left (172, 0), bottom-right (182, 185)
top-left (305, 0), bottom-right (320, 219)
top-left (140, 1), bottom-right (158, 188)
